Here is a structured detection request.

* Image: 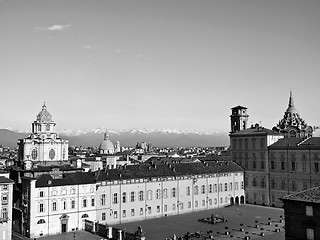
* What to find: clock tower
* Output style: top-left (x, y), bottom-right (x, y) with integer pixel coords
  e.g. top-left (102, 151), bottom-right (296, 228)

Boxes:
top-left (18, 103), bottom-right (69, 167)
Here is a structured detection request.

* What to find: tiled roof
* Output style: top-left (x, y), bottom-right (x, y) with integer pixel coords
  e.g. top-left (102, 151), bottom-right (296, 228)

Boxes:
top-left (268, 138), bottom-right (303, 148)
top-left (35, 161), bottom-right (244, 187)
top-left (36, 172), bottom-right (96, 187)
top-left (280, 186), bottom-right (320, 203)
top-left (269, 137), bottom-right (320, 149)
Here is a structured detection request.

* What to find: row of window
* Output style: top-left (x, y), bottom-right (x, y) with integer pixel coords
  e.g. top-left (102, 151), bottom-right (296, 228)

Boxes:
top-left (232, 138), bottom-right (265, 150)
top-left (38, 197), bottom-right (95, 213)
top-left (102, 197), bottom-right (231, 221)
top-left (101, 182), bottom-right (244, 205)
top-left (39, 186), bottom-right (95, 197)
top-left (270, 160), bottom-right (320, 173)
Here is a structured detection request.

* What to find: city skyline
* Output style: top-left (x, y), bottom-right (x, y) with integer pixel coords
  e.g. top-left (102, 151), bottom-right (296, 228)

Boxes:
top-left (1, 0), bottom-right (320, 133)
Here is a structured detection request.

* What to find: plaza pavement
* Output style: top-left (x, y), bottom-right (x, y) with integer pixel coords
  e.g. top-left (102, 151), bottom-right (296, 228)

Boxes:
top-left (112, 204), bottom-right (285, 240)
top-left (22, 204), bottom-right (285, 240)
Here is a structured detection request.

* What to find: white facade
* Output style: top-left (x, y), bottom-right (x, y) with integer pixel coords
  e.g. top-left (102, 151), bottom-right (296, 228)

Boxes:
top-left (18, 104), bottom-right (69, 166)
top-left (29, 181), bottom-right (96, 238)
top-left (0, 172), bottom-right (14, 240)
top-left (24, 162), bottom-right (245, 238)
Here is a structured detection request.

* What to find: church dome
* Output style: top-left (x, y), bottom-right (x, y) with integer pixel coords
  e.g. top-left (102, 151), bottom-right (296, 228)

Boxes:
top-left (36, 103), bottom-right (52, 122)
top-left (99, 132), bottom-right (114, 154)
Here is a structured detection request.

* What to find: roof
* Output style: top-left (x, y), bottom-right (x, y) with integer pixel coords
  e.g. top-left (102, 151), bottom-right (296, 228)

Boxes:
top-left (280, 186), bottom-right (320, 203)
top-left (269, 137), bottom-right (320, 149)
top-left (0, 176), bottom-right (14, 184)
top-left (36, 103), bottom-right (53, 123)
top-left (230, 125), bottom-right (282, 136)
top-left (231, 105), bottom-right (247, 110)
top-left (34, 161), bottom-right (244, 187)
top-left (36, 172), bottom-right (96, 187)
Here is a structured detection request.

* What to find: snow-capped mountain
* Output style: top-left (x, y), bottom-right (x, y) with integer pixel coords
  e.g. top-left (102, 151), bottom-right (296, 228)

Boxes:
top-left (59, 127), bottom-right (224, 136)
top-left (0, 127), bottom-right (229, 148)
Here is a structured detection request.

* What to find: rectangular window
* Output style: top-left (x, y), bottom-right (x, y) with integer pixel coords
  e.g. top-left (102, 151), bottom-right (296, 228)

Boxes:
top-left (164, 205), bottom-right (167, 212)
top-left (209, 184), bottom-right (212, 193)
top-left (102, 212), bottom-right (106, 221)
top-left (101, 194), bottom-right (106, 205)
top-left (91, 198), bottom-right (95, 207)
top-left (39, 203), bottom-right (44, 213)
top-left (131, 209), bottom-right (135, 216)
top-left (83, 199), bottom-right (87, 208)
top-left (307, 228), bottom-right (314, 240)
top-left (114, 211), bottom-right (118, 218)
top-left (186, 186), bottom-right (191, 196)
top-left (172, 204), bottom-right (176, 210)
top-left (261, 161), bottom-right (265, 170)
top-left (271, 161), bottom-right (275, 170)
top-left (39, 191), bottom-right (44, 197)
top-left (188, 202), bottom-right (191, 208)
top-left (201, 185), bottom-right (205, 194)
top-left (63, 201), bottom-right (66, 210)
top-left (139, 191), bottom-right (144, 201)
top-left (113, 193), bottom-right (118, 204)
top-left (131, 192), bottom-right (135, 202)
top-left (306, 206), bottom-right (313, 216)
top-left (281, 161), bottom-right (285, 170)
top-left (71, 200), bottom-right (75, 209)
top-left (1, 208), bottom-right (7, 219)
top-left (224, 183), bottom-right (228, 191)
top-left (292, 161), bottom-right (296, 171)
top-left (157, 206), bottom-right (160, 212)
top-left (195, 201), bottom-right (198, 207)
top-left (147, 206), bottom-right (151, 214)
top-left (140, 208), bottom-right (143, 215)
top-left (122, 192), bottom-right (127, 203)
top-left (202, 200), bottom-right (205, 206)
top-left (172, 188), bottom-right (176, 198)
top-left (123, 210), bottom-right (126, 218)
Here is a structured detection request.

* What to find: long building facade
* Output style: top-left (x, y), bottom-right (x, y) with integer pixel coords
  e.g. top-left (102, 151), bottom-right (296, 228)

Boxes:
top-left (21, 162), bottom-right (244, 238)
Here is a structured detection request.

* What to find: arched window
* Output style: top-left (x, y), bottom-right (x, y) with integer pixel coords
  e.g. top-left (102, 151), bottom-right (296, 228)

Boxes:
top-left (289, 130), bottom-right (296, 138)
top-left (37, 219), bottom-right (46, 224)
top-left (81, 214), bottom-right (89, 218)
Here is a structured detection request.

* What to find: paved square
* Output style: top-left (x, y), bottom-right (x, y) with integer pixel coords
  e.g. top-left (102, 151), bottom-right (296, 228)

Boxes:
top-left (112, 205), bottom-right (285, 240)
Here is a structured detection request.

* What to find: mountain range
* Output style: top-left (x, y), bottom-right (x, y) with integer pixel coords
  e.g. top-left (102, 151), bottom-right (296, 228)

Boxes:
top-left (0, 128), bottom-right (229, 148)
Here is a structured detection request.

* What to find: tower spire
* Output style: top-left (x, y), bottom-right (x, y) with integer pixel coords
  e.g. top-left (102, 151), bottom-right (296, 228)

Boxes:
top-left (288, 91), bottom-right (294, 108)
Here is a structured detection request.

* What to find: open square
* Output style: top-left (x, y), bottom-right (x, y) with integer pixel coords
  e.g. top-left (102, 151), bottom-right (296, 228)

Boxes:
top-left (112, 205), bottom-right (285, 240)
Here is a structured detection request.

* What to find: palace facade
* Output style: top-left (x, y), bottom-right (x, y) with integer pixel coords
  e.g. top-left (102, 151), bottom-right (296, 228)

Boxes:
top-left (230, 92), bottom-right (318, 207)
top-left (22, 162), bottom-right (244, 238)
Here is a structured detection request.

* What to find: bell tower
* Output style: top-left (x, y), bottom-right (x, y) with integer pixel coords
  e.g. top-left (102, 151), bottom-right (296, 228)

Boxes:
top-left (230, 106), bottom-right (249, 133)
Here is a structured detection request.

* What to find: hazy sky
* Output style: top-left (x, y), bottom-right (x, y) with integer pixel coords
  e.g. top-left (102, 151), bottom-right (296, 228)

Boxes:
top-left (1, 0), bottom-right (319, 133)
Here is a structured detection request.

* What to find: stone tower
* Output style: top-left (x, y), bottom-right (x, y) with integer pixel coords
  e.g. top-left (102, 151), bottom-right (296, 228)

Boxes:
top-left (230, 105), bottom-right (249, 133)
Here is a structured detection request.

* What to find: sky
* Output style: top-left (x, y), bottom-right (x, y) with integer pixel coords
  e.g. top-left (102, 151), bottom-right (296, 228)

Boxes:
top-left (1, 0), bottom-right (320, 133)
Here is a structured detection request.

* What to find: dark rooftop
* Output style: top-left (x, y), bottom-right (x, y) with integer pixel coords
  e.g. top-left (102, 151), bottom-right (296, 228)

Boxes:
top-left (280, 186), bottom-right (320, 203)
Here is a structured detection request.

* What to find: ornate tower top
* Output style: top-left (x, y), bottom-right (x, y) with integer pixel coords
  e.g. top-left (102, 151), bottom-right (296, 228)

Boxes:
top-left (273, 91), bottom-right (313, 138)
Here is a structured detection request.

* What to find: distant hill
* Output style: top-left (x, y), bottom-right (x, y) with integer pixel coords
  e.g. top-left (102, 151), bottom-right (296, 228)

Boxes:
top-left (0, 128), bottom-right (230, 148)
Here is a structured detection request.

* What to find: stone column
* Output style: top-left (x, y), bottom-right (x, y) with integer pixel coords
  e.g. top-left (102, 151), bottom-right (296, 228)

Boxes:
top-left (108, 226), bottom-right (113, 238)
top-left (118, 229), bottom-right (122, 240)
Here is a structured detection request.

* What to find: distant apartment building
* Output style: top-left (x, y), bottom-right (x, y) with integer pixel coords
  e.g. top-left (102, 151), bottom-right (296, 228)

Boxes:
top-left (20, 162), bottom-right (244, 238)
top-left (281, 186), bottom-right (320, 240)
top-left (0, 171), bottom-right (14, 240)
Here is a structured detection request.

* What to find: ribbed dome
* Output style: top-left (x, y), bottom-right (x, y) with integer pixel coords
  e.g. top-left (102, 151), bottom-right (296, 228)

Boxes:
top-left (99, 132), bottom-right (114, 152)
top-left (36, 103), bottom-right (52, 122)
